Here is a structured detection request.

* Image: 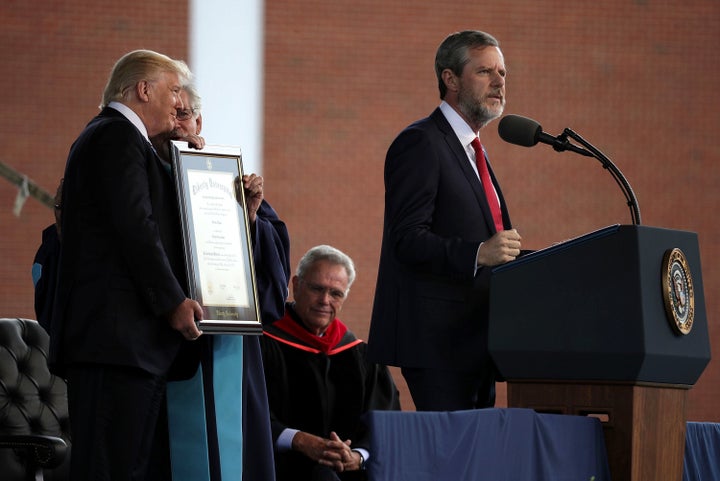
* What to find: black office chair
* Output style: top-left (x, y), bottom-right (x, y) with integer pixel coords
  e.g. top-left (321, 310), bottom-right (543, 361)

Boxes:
top-left (0, 317), bottom-right (70, 481)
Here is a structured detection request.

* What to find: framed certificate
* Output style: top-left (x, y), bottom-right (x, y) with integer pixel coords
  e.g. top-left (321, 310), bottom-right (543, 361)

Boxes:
top-left (171, 142), bottom-right (262, 334)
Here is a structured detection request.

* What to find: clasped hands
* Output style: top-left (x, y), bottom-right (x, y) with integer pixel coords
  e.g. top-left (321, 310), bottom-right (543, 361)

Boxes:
top-left (293, 430), bottom-right (363, 472)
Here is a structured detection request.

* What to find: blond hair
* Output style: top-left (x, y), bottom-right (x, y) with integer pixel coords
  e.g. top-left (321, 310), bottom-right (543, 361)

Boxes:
top-left (100, 50), bottom-right (192, 108)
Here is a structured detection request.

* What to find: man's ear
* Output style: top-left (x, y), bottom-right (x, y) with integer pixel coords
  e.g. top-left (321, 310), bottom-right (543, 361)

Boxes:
top-left (136, 80), bottom-right (151, 102)
top-left (195, 113), bottom-right (203, 134)
top-left (441, 69), bottom-right (458, 93)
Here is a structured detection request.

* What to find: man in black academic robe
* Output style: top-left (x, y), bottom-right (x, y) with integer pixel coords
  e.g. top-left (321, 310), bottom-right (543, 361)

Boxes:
top-left (260, 245), bottom-right (400, 481)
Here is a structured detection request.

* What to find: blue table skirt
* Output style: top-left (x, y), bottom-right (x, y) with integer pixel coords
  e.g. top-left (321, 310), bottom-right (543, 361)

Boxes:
top-left (684, 421), bottom-right (720, 481)
top-left (364, 408), bottom-right (611, 481)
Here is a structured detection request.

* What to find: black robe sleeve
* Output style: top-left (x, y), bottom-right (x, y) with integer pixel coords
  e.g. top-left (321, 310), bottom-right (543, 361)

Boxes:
top-left (242, 199), bottom-right (291, 481)
top-left (251, 200), bottom-right (291, 324)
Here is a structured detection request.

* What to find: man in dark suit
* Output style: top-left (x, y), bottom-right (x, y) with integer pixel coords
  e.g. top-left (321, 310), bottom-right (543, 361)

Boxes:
top-left (368, 30), bottom-right (522, 411)
top-left (50, 49), bottom-right (204, 480)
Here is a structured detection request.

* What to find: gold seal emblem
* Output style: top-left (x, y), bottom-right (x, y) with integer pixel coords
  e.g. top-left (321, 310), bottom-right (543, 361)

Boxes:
top-left (661, 248), bottom-right (694, 335)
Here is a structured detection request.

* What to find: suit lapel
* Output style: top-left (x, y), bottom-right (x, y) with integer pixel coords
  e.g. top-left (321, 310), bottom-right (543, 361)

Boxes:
top-left (430, 108), bottom-right (502, 233)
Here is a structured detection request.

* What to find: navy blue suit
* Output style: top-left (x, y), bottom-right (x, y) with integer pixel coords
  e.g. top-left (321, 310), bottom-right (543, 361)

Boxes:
top-left (51, 107), bottom-right (190, 378)
top-left (51, 107), bottom-right (195, 480)
top-left (368, 108), bottom-right (512, 410)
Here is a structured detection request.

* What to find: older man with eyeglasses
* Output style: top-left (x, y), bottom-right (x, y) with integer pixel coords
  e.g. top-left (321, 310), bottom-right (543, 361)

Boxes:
top-left (260, 245), bottom-right (400, 481)
top-left (147, 82), bottom-right (290, 481)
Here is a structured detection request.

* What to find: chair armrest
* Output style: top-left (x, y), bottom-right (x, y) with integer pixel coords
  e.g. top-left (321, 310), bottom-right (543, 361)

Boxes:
top-left (0, 434), bottom-right (68, 469)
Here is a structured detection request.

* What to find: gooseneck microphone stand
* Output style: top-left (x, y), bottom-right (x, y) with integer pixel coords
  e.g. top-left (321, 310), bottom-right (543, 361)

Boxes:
top-left (560, 128), bottom-right (642, 226)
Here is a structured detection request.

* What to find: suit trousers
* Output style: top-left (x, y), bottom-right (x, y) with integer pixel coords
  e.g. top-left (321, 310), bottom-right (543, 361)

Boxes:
top-left (66, 364), bottom-right (169, 481)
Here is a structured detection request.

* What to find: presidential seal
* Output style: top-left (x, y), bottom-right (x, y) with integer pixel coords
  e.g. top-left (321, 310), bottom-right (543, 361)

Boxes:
top-left (661, 248), bottom-right (694, 335)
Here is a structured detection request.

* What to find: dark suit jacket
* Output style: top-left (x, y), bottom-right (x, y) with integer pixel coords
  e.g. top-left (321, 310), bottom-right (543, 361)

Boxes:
top-left (50, 107), bottom-right (192, 379)
top-left (367, 107), bottom-right (512, 371)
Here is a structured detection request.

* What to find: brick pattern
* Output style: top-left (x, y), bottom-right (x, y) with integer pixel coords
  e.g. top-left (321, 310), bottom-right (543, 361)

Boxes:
top-left (1, 1), bottom-right (718, 419)
top-left (0, 2), bottom-right (189, 316)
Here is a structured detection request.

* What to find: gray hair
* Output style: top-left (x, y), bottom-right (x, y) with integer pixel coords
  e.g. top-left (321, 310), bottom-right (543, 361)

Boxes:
top-left (100, 49), bottom-right (192, 108)
top-left (183, 83), bottom-right (202, 113)
top-left (296, 245), bottom-right (356, 289)
top-left (435, 30), bottom-right (500, 99)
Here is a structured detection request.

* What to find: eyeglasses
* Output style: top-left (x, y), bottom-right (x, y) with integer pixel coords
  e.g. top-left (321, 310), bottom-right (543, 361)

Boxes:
top-left (299, 279), bottom-right (347, 301)
top-left (176, 108), bottom-right (198, 121)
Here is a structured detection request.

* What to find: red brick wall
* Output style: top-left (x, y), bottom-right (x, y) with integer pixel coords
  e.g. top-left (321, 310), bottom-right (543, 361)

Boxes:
top-left (263, 0), bottom-right (720, 419)
top-left (1, 1), bottom-right (718, 421)
top-left (0, 2), bottom-right (189, 312)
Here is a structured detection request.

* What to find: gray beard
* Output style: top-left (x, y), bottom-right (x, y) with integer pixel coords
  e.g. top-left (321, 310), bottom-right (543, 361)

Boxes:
top-left (458, 93), bottom-right (503, 128)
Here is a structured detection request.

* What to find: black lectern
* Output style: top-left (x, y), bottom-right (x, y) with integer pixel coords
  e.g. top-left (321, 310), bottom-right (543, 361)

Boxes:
top-left (488, 225), bottom-right (711, 481)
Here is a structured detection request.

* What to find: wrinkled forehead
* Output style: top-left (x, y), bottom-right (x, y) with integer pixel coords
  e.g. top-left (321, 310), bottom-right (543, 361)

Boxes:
top-left (466, 45), bottom-right (504, 63)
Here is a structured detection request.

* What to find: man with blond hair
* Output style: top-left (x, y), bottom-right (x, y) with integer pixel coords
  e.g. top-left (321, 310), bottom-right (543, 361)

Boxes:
top-left (50, 49), bottom-right (203, 480)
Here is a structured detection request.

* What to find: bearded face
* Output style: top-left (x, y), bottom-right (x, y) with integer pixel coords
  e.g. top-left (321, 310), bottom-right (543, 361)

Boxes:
top-left (450, 45), bottom-right (506, 129)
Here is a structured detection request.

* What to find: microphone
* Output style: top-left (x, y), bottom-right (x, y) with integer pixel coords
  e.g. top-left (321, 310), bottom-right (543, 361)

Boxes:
top-left (498, 114), bottom-right (593, 157)
top-left (497, 114), bottom-right (642, 225)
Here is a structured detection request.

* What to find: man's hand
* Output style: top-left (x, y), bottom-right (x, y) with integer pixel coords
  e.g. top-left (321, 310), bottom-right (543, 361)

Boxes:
top-left (292, 431), bottom-right (362, 472)
top-left (179, 133), bottom-right (205, 150)
top-left (476, 229), bottom-right (522, 267)
top-left (325, 431), bottom-right (363, 472)
top-left (292, 431), bottom-right (333, 465)
top-left (168, 298), bottom-right (203, 340)
top-left (236, 173), bottom-right (264, 225)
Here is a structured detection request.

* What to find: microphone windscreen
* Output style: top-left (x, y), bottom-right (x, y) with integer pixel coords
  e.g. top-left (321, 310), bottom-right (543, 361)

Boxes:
top-left (498, 115), bottom-right (542, 147)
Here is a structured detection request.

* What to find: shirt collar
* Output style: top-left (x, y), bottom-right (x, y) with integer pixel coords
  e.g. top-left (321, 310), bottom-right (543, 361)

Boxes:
top-left (107, 101), bottom-right (150, 143)
top-left (439, 100), bottom-right (480, 149)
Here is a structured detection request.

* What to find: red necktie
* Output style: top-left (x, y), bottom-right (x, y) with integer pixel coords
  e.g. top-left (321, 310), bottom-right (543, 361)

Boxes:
top-left (471, 137), bottom-right (504, 232)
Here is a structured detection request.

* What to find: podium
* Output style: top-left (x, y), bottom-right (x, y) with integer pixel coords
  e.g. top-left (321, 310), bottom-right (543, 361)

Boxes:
top-left (488, 225), bottom-right (711, 481)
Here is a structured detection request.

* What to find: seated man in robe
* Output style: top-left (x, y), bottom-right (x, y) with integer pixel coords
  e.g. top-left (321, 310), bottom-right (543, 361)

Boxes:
top-left (261, 245), bottom-right (400, 481)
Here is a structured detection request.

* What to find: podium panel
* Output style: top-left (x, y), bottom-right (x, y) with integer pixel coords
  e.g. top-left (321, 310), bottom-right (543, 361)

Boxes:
top-left (488, 224), bottom-right (710, 385)
top-left (488, 225), bottom-right (711, 481)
